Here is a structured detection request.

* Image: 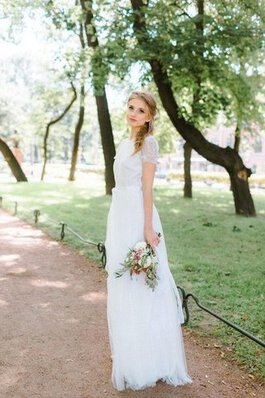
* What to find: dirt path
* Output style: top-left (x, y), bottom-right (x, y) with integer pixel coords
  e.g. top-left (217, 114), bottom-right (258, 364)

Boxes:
top-left (0, 210), bottom-right (264, 398)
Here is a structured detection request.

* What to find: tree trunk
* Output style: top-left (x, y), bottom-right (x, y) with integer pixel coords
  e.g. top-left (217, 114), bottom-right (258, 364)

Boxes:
top-left (230, 120), bottom-right (241, 191)
top-left (183, 142), bottom-right (192, 198)
top-left (0, 138), bottom-right (28, 182)
top-left (69, 21), bottom-right (86, 182)
top-left (183, 0), bottom-right (204, 198)
top-left (41, 82), bottom-right (77, 181)
top-left (69, 84), bottom-right (85, 181)
top-left (80, 0), bottom-right (115, 195)
top-left (234, 121), bottom-right (241, 153)
top-left (130, 0), bottom-right (256, 216)
top-left (95, 92), bottom-right (116, 194)
top-left (229, 168), bottom-right (255, 215)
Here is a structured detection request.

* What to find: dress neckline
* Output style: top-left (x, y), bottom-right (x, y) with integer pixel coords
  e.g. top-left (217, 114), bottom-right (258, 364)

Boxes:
top-left (125, 138), bottom-right (135, 144)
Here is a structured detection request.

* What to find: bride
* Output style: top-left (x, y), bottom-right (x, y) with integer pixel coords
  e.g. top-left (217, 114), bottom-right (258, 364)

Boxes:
top-left (104, 91), bottom-right (192, 391)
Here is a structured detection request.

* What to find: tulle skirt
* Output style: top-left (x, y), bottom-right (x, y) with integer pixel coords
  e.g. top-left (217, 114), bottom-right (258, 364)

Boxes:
top-left (105, 186), bottom-right (192, 391)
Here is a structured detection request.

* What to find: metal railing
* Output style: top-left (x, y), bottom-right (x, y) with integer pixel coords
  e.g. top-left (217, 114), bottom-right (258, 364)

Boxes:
top-left (177, 286), bottom-right (265, 348)
top-left (0, 196), bottom-right (106, 267)
top-left (59, 222), bottom-right (106, 266)
top-left (1, 195), bottom-right (264, 349)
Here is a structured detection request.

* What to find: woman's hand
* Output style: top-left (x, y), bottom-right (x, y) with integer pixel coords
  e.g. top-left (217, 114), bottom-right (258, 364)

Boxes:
top-left (144, 226), bottom-right (161, 253)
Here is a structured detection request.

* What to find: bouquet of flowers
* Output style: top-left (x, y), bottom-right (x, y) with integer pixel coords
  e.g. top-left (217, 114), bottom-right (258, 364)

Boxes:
top-left (115, 240), bottom-right (160, 291)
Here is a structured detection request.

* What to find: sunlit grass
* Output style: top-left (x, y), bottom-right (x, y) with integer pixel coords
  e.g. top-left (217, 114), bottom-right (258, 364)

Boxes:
top-left (1, 180), bottom-right (264, 377)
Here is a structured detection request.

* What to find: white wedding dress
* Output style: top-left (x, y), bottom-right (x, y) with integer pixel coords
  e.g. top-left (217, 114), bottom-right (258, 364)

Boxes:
top-left (105, 135), bottom-right (192, 391)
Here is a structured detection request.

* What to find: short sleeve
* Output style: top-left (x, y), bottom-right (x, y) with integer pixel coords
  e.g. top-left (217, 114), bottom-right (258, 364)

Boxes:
top-left (141, 135), bottom-right (159, 165)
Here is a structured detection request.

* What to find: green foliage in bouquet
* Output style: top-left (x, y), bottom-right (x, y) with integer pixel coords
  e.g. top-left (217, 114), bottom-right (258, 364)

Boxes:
top-left (115, 241), bottom-right (159, 291)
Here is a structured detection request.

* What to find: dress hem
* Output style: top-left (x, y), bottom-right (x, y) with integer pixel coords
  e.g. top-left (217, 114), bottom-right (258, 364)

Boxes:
top-left (113, 374), bottom-right (193, 391)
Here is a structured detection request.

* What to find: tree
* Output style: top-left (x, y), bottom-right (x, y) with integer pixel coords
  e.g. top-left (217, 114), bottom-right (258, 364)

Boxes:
top-left (99, 0), bottom-right (263, 212)
top-left (48, 0), bottom-right (117, 192)
top-left (184, 0), bottom-right (204, 198)
top-left (69, 22), bottom-right (86, 181)
top-left (41, 82), bottom-right (77, 180)
top-left (80, 0), bottom-right (115, 194)
top-left (225, 63), bottom-right (264, 154)
top-left (127, 0), bottom-right (265, 215)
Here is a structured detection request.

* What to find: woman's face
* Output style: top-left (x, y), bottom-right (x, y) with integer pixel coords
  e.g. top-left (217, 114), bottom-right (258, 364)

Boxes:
top-left (126, 98), bottom-right (150, 131)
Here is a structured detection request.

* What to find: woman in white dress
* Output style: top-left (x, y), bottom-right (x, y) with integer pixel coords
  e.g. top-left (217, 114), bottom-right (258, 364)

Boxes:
top-left (105, 91), bottom-right (192, 391)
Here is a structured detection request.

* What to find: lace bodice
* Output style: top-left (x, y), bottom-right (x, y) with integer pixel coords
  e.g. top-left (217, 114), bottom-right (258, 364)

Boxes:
top-left (113, 135), bottom-right (159, 189)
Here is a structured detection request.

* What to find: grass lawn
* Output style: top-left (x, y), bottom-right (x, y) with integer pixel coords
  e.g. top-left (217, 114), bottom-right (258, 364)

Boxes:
top-left (1, 178), bottom-right (264, 378)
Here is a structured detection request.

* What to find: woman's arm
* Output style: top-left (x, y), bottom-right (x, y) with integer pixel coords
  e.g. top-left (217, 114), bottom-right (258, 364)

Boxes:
top-left (142, 162), bottom-right (160, 252)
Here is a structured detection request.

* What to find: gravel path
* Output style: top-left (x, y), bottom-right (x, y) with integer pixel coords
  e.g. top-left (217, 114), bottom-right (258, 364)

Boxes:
top-left (0, 210), bottom-right (264, 398)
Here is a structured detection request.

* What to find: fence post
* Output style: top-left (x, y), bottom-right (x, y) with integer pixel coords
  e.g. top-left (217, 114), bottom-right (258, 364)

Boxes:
top-left (60, 222), bottom-right (66, 240)
top-left (33, 209), bottom-right (40, 223)
top-left (97, 242), bottom-right (106, 267)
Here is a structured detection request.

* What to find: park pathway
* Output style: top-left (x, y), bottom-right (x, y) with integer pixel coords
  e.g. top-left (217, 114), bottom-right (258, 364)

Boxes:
top-left (0, 210), bottom-right (264, 398)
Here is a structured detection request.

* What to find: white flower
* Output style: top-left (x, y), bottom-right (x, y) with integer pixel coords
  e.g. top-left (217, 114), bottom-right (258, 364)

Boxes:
top-left (145, 256), bottom-right (152, 267)
top-left (134, 241), bottom-right (147, 251)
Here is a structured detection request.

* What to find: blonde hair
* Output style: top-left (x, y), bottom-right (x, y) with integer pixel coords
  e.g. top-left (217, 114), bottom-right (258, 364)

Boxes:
top-left (127, 91), bottom-right (158, 154)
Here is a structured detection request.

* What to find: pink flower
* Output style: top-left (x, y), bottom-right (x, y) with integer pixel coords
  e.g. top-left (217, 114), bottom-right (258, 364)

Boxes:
top-left (115, 241), bottom-right (159, 291)
top-left (133, 249), bottom-right (142, 262)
